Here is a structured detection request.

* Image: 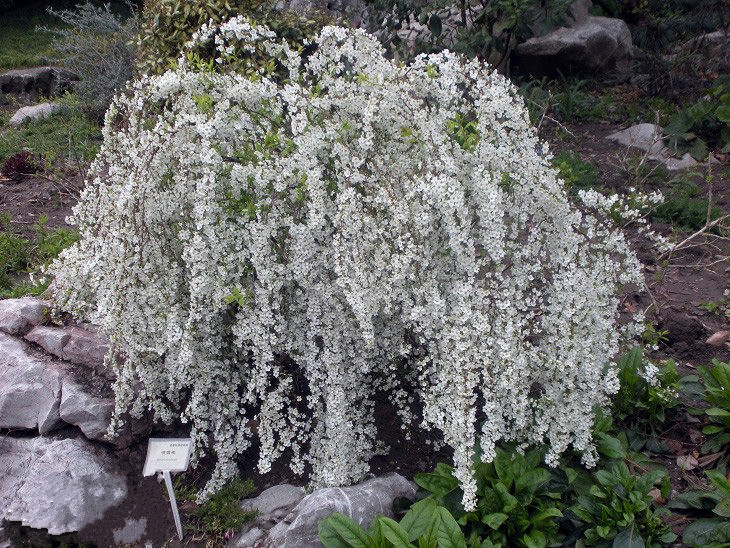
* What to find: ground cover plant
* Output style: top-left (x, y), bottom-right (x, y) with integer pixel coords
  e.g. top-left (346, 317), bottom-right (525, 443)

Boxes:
top-left (50, 17), bottom-right (646, 506)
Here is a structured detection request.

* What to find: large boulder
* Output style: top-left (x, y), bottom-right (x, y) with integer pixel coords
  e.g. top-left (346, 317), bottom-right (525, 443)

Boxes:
top-left (261, 474), bottom-right (417, 548)
top-left (0, 297), bottom-right (49, 336)
top-left (0, 332), bottom-right (65, 433)
top-left (0, 436), bottom-right (128, 535)
top-left (514, 16), bottom-right (632, 76)
top-left (0, 66), bottom-right (77, 96)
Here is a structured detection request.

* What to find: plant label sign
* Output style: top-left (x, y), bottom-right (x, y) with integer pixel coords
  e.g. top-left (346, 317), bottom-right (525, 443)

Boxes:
top-left (142, 438), bottom-right (193, 476)
top-left (143, 438), bottom-right (193, 541)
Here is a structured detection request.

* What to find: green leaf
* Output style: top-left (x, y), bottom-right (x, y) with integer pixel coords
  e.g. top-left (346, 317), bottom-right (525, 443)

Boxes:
top-left (716, 105), bottom-right (730, 123)
top-left (706, 470), bottom-right (730, 495)
top-left (522, 529), bottom-right (547, 548)
top-left (532, 507), bottom-right (562, 523)
top-left (400, 498), bottom-right (437, 541)
top-left (667, 489), bottom-right (722, 510)
top-left (428, 14), bottom-right (442, 38)
top-left (379, 517), bottom-right (413, 547)
top-left (703, 425), bottom-right (725, 434)
top-left (612, 524), bottom-right (646, 548)
top-left (415, 473), bottom-right (459, 497)
top-left (434, 507), bottom-right (467, 548)
top-left (598, 435), bottom-right (626, 459)
top-left (682, 518), bottom-right (730, 546)
top-left (706, 408), bottom-right (730, 417)
top-left (482, 512), bottom-right (508, 530)
top-left (713, 497), bottom-right (730, 518)
top-left (318, 513), bottom-right (373, 548)
top-left (515, 468), bottom-right (551, 495)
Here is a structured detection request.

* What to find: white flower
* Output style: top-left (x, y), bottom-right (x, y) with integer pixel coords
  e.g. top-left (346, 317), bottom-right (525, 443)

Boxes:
top-left (51, 18), bottom-right (644, 509)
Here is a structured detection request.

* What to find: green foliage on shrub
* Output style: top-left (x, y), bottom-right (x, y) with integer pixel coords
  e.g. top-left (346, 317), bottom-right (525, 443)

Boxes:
top-left (136, 0), bottom-right (328, 75)
top-left (612, 347), bottom-right (682, 437)
top-left (592, 0), bottom-right (730, 52)
top-left (413, 448), bottom-right (569, 548)
top-left (319, 499), bottom-right (467, 548)
top-left (652, 179), bottom-right (725, 232)
top-left (664, 76), bottom-right (730, 160)
top-left (696, 360), bottom-right (730, 457)
top-left (668, 470), bottom-right (730, 546)
top-left (569, 462), bottom-right (676, 547)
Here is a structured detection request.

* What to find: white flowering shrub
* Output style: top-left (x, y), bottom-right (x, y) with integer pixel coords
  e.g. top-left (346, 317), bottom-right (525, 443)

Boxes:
top-left (52, 17), bottom-right (644, 508)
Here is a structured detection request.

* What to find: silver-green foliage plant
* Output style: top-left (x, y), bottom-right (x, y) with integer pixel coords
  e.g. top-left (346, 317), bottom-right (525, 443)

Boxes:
top-left (44, 2), bottom-right (138, 116)
top-left (51, 17), bottom-right (643, 504)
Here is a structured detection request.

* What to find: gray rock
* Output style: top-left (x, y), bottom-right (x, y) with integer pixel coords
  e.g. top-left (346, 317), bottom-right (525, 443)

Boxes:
top-left (0, 297), bottom-right (49, 335)
top-left (113, 517), bottom-right (147, 545)
top-left (515, 16), bottom-right (632, 75)
top-left (263, 474), bottom-right (417, 548)
top-left (0, 436), bottom-right (127, 535)
top-left (230, 527), bottom-right (265, 548)
top-left (606, 123), bottom-right (712, 171)
top-left (607, 123), bottom-right (665, 155)
top-left (60, 380), bottom-right (115, 440)
top-left (26, 324), bottom-right (111, 372)
top-left (0, 332), bottom-right (65, 433)
top-left (9, 103), bottom-right (62, 127)
top-left (242, 484), bottom-right (305, 517)
top-left (0, 66), bottom-right (77, 96)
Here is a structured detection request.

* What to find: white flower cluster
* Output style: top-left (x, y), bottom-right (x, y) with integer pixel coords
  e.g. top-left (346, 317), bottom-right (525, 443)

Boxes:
top-left (578, 187), bottom-right (672, 253)
top-left (52, 18), bottom-right (644, 508)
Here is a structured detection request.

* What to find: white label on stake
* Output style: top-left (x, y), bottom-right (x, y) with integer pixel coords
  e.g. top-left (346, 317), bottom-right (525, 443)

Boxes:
top-left (142, 438), bottom-right (193, 476)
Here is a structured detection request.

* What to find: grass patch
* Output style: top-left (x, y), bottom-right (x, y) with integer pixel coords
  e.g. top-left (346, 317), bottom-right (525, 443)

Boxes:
top-left (652, 181), bottom-right (726, 231)
top-left (552, 150), bottom-right (598, 193)
top-left (0, 213), bottom-right (78, 298)
top-left (166, 476), bottom-right (258, 540)
top-left (0, 2), bottom-right (69, 69)
top-left (0, 99), bottom-right (102, 167)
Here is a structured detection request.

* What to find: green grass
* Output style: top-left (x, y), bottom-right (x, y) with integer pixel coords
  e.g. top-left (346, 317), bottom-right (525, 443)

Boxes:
top-left (167, 476), bottom-right (258, 539)
top-left (552, 150), bottom-right (598, 193)
top-left (0, 2), bottom-right (69, 69)
top-left (652, 181), bottom-right (726, 231)
top-left (0, 213), bottom-right (78, 298)
top-left (0, 99), bottom-right (102, 167)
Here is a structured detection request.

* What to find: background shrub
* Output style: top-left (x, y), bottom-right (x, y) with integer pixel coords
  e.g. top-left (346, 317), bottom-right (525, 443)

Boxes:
top-left (136, 0), bottom-right (328, 75)
top-left (43, 2), bottom-right (138, 117)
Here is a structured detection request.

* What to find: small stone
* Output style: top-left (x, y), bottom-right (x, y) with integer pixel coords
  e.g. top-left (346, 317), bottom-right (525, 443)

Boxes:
top-left (9, 103), bottom-right (62, 127)
top-left (0, 297), bottom-right (49, 335)
top-left (607, 123), bottom-right (665, 155)
top-left (706, 330), bottom-right (730, 347)
top-left (113, 518), bottom-right (147, 545)
top-left (25, 324), bottom-right (110, 371)
top-left (0, 66), bottom-right (77, 96)
top-left (514, 16), bottom-right (633, 75)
